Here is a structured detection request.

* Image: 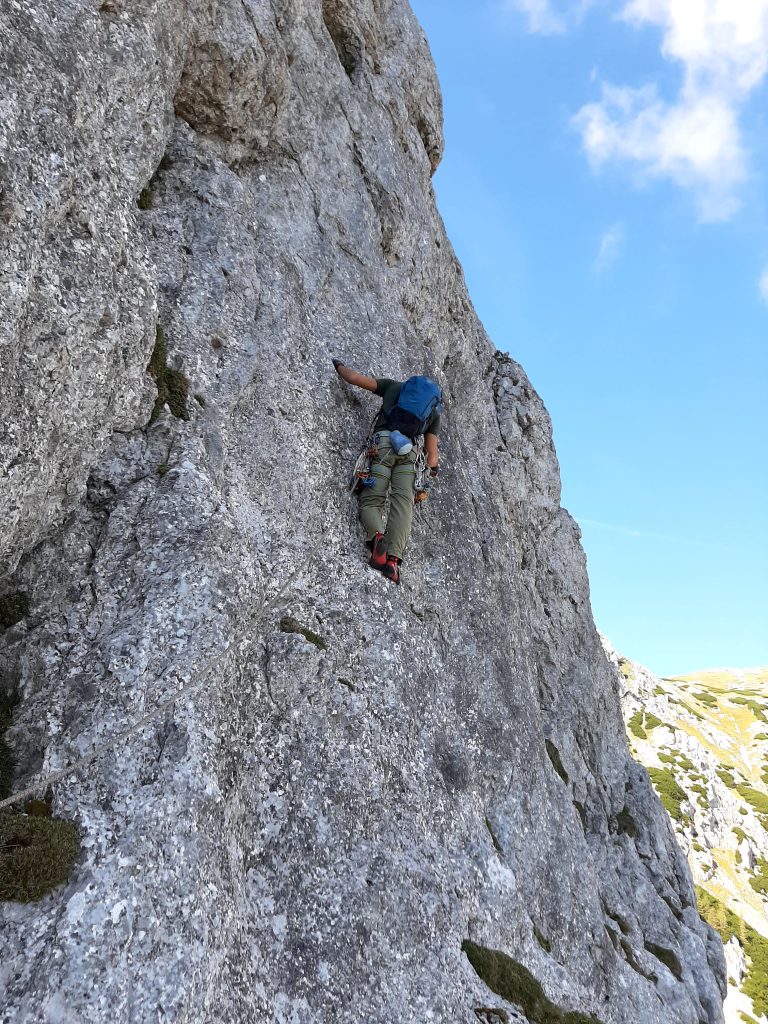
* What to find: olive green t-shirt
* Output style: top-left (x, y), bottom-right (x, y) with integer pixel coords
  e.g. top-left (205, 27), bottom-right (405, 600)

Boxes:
top-left (373, 378), bottom-right (441, 436)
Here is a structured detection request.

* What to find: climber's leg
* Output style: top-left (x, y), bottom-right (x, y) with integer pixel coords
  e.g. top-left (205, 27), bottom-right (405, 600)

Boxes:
top-left (383, 453), bottom-right (416, 561)
top-left (358, 447), bottom-right (394, 542)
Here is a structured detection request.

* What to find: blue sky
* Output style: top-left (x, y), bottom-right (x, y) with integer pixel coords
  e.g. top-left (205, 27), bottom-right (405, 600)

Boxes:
top-left (411, 0), bottom-right (768, 676)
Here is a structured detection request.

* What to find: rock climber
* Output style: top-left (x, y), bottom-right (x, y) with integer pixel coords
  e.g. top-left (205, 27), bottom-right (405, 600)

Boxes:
top-left (333, 359), bottom-right (441, 585)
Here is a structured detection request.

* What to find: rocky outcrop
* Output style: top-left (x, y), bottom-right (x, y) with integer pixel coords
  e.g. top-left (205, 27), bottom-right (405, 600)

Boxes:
top-left (0, 3), bottom-right (725, 1022)
top-left (605, 640), bottom-right (768, 1024)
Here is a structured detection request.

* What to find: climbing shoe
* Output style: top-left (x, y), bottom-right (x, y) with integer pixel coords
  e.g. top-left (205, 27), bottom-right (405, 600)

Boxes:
top-left (381, 555), bottom-right (400, 585)
top-left (369, 532), bottom-right (387, 570)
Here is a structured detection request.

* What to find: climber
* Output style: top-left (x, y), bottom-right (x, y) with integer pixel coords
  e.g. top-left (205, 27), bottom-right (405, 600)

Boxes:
top-left (333, 359), bottom-right (441, 585)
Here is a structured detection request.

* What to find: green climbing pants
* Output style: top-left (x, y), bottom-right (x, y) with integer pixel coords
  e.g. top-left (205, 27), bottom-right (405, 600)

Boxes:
top-left (358, 432), bottom-right (417, 560)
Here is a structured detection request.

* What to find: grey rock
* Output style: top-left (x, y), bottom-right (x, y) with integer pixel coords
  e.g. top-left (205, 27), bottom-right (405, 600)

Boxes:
top-left (0, 2), bottom-right (724, 1023)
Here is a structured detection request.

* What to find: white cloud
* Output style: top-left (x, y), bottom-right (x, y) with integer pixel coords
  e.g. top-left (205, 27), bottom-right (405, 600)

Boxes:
top-left (594, 222), bottom-right (624, 273)
top-left (506, 0), bottom-right (566, 34)
top-left (759, 267), bottom-right (768, 304)
top-left (504, 0), bottom-right (596, 35)
top-left (573, 1), bottom-right (768, 220)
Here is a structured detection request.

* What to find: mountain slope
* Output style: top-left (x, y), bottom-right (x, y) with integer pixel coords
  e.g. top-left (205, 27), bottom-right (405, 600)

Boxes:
top-left (605, 640), bottom-right (768, 1023)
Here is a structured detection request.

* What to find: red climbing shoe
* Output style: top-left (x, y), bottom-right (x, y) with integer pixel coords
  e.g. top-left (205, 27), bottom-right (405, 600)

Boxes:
top-left (381, 555), bottom-right (400, 585)
top-left (369, 532), bottom-right (387, 570)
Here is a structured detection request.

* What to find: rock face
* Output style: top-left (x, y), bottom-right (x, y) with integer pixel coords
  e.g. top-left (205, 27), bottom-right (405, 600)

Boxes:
top-left (0, 3), bottom-right (726, 1023)
top-left (606, 641), bottom-right (768, 1024)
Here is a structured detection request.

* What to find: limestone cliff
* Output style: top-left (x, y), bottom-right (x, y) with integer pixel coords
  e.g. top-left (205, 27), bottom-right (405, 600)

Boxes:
top-left (0, 2), bottom-right (726, 1022)
top-left (606, 640), bottom-right (768, 1024)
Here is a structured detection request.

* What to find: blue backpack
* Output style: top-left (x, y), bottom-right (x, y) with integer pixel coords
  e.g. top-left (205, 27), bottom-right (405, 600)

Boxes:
top-left (387, 376), bottom-right (442, 440)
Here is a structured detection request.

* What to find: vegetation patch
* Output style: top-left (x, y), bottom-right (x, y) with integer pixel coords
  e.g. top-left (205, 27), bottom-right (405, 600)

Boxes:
top-left (533, 924), bottom-right (551, 953)
top-left (653, 686), bottom-right (666, 696)
top-left (736, 786), bottom-right (768, 816)
top-left (545, 741), bottom-right (568, 785)
top-left (0, 691), bottom-right (19, 800)
top-left (618, 658), bottom-right (633, 680)
top-left (697, 887), bottom-right (768, 1018)
top-left (279, 616), bottom-right (327, 651)
top-left (694, 691), bottom-right (718, 706)
top-left (644, 712), bottom-right (664, 731)
top-left (647, 768), bottom-right (688, 822)
top-left (628, 712), bottom-right (647, 740)
top-left (749, 858), bottom-right (768, 897)
top-left (0, 592), bottom-right (29, 629)
top-left (461, 941), bottom-right (605, 1024)
top-left (0, 811), bottom-right (80, 902)
top-left (717, 769), bottom-right (737, 789)
top-left (658, 752), bottom-right (676, 765)
top-left (147, 326), bottom-right (190, 423)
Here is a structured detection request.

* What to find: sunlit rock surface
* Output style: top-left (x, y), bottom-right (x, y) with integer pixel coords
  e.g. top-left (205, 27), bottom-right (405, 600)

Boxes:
top-left (0, 2), bottom-right (725, 1022)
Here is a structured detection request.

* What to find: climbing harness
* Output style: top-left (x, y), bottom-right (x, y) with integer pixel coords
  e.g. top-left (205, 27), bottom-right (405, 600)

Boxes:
top-left (351, 429), bottom-right (433, 507)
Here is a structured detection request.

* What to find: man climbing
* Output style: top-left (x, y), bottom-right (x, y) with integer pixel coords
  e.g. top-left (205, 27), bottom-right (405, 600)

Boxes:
top-left (333, 360), bottom-right (441, 585)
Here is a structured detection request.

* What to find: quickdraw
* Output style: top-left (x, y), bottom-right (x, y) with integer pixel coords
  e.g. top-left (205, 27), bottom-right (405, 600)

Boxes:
top-left (350, 429), bottom-right (380, 492)
top-left (413, 437), bottom-right (430, 504)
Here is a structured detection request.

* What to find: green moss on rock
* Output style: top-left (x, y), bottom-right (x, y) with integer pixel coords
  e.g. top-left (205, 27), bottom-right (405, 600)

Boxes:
top-left (0, 811), bottom-right (80, 902)
top-left (461, 941), bottom-right (604, 1024)
top-left (533, 924), bottom-right (551, 953)
top-left (147, 326), bottom-right (190, 423)
top-left (545, 741), bottom-right (568, 785)
top-left (0, 691), bottom-right (19, 800)
top-left (279, 616), bottom-right (327, 651)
